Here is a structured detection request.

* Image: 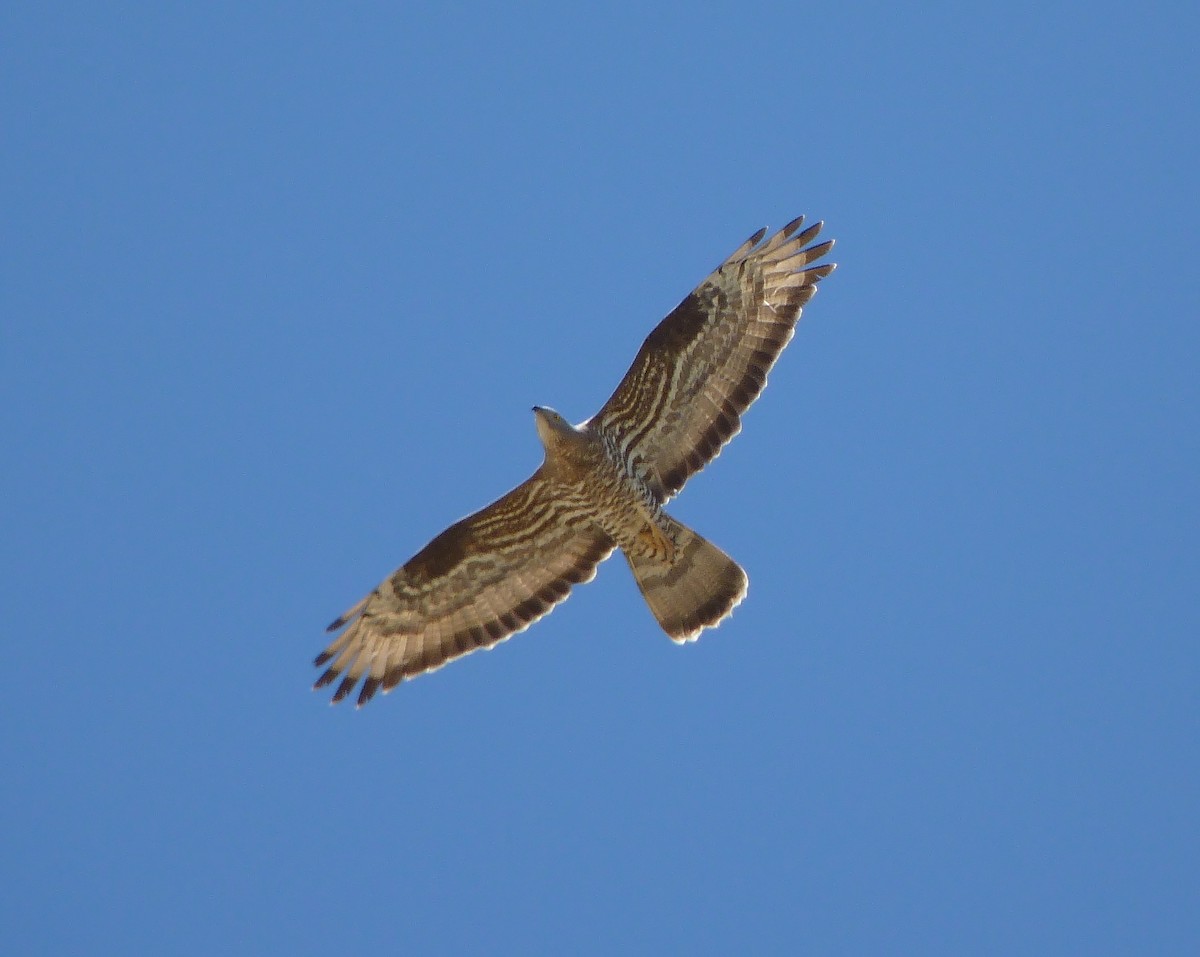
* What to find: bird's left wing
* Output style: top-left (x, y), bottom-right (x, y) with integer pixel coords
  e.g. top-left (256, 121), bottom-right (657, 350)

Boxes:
top-left (591, 217), bottom-right (835, 501)
top-left (314, 469), bottom-right (614, 707)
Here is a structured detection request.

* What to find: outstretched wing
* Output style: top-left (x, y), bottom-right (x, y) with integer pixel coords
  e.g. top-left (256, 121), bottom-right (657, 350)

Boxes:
top-left (314, 471), bottom-right (614, 707)
top-left (591, 217), bottom-right (835, 501)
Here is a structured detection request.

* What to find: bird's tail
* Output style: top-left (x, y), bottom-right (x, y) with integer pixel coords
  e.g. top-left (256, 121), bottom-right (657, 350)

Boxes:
top-left (624, 515), bottom-right (748, 642)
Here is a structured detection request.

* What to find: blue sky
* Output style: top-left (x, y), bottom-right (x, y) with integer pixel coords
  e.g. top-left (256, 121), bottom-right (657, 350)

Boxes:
top-left (3, 1), bottom-right (1197, 953)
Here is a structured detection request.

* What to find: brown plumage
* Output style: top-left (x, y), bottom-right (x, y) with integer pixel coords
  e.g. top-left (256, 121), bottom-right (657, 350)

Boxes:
top-left (314, 216), bottom-right (835, 706)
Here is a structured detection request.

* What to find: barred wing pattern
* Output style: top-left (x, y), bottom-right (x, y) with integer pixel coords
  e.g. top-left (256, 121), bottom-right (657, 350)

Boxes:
top-left (593, 217), bottom-right (835, 501)
top-left (314, 472), bottom-right (615, 707)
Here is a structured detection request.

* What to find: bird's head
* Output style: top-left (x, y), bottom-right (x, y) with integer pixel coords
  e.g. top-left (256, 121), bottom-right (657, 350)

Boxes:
top-left (532, 406), bottom-right (576, 451)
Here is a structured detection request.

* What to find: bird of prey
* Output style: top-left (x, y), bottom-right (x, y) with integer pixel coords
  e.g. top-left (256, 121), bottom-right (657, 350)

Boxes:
top-left (314, 215), bottom-right (835, 706)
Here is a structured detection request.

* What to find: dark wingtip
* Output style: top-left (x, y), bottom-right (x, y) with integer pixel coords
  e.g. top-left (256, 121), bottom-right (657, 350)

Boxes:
top-left (781, 214), bottom-right (806, 238)
top-left (806, 262), bottom-right (837, 282)
top-left (382, 667), bottom-right (404, 693)
top-left (313, 667), bottom-right (339, 689)
top-left (793, 220), bottom-right (824, 248)
top-left (810, 238), bottom-right (835, 257)
top-left (331, 675), bottom-right (356, 704)
top-left (313, 650), bottom-right (333, 667)
top-left (356, 677), bottom-right (381, 709)
top-left (326, 616), bottom-right (347, 632)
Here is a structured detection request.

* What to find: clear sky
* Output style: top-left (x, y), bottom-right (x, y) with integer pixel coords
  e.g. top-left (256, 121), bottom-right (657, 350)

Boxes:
top-left (4, 2), bottom-right (1197, 954)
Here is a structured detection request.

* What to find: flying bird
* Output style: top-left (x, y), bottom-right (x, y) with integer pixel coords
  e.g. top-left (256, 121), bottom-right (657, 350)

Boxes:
top-left (315, 216), bottom-right (836, 706)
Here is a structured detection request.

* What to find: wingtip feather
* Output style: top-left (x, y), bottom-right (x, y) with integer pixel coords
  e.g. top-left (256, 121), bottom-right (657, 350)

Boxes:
top-left (780, 214), bottom-right (806, 239)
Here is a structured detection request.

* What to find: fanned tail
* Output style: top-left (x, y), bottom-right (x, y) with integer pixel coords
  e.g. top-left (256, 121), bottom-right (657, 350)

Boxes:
top-left (624, 515), bottom-right (747, 642)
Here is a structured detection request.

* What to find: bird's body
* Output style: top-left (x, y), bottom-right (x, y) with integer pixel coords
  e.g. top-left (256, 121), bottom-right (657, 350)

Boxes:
top-left (315, 216), bottom-right (836, 706)
top-left (534, 407), bottom-right (670, 561)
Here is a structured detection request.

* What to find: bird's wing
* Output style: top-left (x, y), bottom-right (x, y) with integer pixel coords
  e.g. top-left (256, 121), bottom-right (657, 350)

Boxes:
top-left (591, 217), bottom-right (835, 501)
top-left (315, 470), bottom-right (614, 706)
